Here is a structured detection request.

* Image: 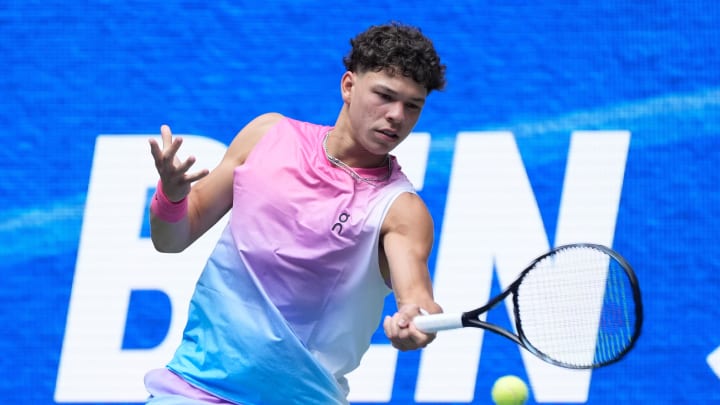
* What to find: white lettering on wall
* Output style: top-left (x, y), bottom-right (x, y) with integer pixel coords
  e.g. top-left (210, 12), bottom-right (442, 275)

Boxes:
top-left (414, 131), bottom-right (630, 403)
top-left (56, 130), bottom-right (629, 403)
top-left (55, 135), bottom-right (227, 401)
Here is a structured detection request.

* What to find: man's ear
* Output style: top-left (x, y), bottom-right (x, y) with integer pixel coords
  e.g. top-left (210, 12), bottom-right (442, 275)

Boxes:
top-left (340, 71), bottom-right (355, 103)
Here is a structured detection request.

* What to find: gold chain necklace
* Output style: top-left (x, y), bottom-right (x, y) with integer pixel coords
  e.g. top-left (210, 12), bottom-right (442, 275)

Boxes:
top-left (323, 131), bottom-right (392, 184)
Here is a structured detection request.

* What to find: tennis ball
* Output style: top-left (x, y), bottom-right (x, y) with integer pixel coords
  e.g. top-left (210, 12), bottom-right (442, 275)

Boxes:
top-left (491, 375), bottom-right (528, 405)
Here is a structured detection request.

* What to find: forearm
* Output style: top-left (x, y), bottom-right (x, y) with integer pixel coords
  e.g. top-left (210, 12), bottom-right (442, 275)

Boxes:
top-left (150, 214), bottom-right (193, 253)
top-left (394, 277), bottom-right (443, 316)
top-left (149, 176), bottom-right (233, 252)
top-left (149, 181), bottom-right (194, 252)
top-left (400, 296), bottom-right (442, 315)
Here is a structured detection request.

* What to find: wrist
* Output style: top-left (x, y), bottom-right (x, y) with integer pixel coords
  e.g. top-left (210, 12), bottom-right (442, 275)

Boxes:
top-left (150, 180), bottom-right (188, 223)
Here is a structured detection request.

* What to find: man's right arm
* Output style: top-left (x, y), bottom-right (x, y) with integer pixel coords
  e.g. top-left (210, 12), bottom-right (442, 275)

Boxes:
top-left (149, 112), bottom-right (284, 252)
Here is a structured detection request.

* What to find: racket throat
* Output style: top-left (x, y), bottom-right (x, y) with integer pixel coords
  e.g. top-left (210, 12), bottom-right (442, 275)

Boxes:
top-left (461, 314), bottom-right (523, 346)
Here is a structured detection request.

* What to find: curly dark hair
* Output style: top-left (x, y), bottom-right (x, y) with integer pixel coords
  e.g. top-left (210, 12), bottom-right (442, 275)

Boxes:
top-left (343, 22), bottom-right (446, 93)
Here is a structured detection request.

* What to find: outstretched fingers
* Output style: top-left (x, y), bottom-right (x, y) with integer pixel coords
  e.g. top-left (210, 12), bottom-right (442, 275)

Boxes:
top-left (148, 125), bottom-right (210, 201)
top-left (150, 125), bottom-right (191, 176)
top-left (184, 165), bottom-right (210, 183)
top-left (160, 124), bottom-right (175, 149)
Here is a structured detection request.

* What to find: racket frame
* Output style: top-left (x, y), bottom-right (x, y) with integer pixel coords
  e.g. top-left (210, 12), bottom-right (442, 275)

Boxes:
top-left (425, 243), bottom-right (644, 369)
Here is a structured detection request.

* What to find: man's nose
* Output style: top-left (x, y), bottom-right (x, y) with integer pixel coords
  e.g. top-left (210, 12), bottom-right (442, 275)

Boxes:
top-left (386, 101), bottom-right (405, 123)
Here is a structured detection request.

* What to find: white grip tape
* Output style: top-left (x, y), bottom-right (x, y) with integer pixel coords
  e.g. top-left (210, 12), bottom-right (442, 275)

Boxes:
top-left (413, 313), bottom-right (463, 332)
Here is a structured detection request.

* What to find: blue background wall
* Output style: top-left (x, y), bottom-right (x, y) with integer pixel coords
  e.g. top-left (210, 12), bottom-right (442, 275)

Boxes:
top-left (1, 1), bottom-right (719, 403)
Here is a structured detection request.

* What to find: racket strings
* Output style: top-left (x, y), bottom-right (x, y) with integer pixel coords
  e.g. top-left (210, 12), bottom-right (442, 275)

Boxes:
top-left (515, 246), bottom-right (638, 368)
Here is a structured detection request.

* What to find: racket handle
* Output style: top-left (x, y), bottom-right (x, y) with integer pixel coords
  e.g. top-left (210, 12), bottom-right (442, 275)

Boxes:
top-left (413, 313), bottom-right (463, 332)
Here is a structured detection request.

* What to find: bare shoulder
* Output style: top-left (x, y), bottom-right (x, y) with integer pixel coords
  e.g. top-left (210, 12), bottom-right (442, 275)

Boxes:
top-left (225, 112), bottom-right (285, 166)
top-left (246, 112), bottom-right (285, 131)
top-left (380, 191), bottom-right (435, 292)
top-left (383, 192), bottom-right (434, 237)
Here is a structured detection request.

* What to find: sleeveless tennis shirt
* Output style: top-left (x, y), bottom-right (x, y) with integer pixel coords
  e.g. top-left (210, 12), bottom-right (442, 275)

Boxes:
top-left (161, 117), bottom-right (416, 404)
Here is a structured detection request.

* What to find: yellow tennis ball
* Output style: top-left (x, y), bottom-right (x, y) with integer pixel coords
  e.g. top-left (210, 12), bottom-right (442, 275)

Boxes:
top-left (491, 375), bottom-right (528, 405)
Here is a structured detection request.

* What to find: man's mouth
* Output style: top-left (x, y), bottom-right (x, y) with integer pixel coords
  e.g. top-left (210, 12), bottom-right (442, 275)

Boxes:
top-left (378, 129), bottom-right (399, 139)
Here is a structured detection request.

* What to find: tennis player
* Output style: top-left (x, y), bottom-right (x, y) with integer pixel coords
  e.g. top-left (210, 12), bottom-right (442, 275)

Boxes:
top-left (144, 22), bottom-right (446, 404)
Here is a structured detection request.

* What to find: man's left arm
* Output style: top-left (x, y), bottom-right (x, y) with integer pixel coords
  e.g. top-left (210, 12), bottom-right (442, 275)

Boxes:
top-left (381, 192), bottom-right (443, 351)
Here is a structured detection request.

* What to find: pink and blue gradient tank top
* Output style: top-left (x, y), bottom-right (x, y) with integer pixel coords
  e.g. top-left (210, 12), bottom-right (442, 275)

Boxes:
top-left (165, 117), bottom-right (416, 404)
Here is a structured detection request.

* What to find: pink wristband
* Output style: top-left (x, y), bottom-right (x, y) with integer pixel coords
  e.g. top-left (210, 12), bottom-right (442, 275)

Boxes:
top-left (150, 180), bottom-right (188, 223)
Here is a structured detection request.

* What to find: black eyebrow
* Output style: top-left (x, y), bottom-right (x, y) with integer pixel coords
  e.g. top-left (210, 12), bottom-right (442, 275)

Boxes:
top-left (374, 84), bottom-right (426, 104)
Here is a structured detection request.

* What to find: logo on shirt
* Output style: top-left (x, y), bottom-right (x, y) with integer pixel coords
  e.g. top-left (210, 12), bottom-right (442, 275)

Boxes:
top-left (332, 212), bottom-right (350, 235)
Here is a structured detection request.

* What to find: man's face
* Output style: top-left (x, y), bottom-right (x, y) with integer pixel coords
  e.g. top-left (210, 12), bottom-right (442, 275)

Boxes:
top-left (342, 69), bottom-right (428, 156)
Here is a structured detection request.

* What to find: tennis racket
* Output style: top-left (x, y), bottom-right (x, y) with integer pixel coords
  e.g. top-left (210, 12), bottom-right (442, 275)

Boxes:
top-left (414, 243), bottom-right (643, 369)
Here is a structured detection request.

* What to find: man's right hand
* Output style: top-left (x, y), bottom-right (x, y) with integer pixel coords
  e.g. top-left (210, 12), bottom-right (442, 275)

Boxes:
top-left (148, 124), bottom-right (209, 202)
